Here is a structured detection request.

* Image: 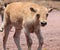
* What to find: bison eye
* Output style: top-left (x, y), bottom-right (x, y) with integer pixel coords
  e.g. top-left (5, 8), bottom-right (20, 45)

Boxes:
top-left (36, 14), bottom-right (40, 18)
top-left (46, 14), bottom-right (48, 17)
top-left (30, 7), bottom-right (36, 12)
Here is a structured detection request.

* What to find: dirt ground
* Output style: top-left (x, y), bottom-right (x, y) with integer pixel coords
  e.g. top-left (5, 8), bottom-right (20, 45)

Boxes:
top-left (0, 10), bottom-right (60, 50)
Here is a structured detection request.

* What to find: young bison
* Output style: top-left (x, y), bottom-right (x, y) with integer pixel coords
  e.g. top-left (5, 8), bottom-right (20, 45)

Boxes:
top-left (0, 2), bottom-right (52, 50)
top-left (0, 1), bottom-right (10, 21)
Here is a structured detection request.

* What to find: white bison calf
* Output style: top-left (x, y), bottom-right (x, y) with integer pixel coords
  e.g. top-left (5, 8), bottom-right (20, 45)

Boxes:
top-left (0, 2), bottom-right (52, 50)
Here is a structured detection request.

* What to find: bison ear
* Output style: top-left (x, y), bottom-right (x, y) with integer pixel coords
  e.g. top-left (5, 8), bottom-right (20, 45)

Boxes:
top-left (30, 7), bottom-right (36, 12)
top-left (48, 8), bottom-right (53, 13)
top-left (48, 7), bottom-right (59, 13)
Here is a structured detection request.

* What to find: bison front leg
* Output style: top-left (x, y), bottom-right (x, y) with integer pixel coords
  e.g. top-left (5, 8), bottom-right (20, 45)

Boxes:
top-left (1, 13), bottom-right (4, 21)
top-left (0, 12), bottom-right (8, 32)
top-left (24, 29), bottom-right (32, 50)
top-left (35, 29), bottom-right (44, 50)
top-left (13, 28), bottom-right (21, 50)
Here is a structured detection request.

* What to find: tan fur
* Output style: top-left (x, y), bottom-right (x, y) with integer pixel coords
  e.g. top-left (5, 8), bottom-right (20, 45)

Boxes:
top-left (4, 2), bottom-right (48, 25)
top-left (1, 2), bottom-right (49, 50)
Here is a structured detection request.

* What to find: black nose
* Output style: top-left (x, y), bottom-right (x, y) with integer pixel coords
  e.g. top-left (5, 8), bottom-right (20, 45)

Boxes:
top-left (41, 22), bottom-right (47, 26)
